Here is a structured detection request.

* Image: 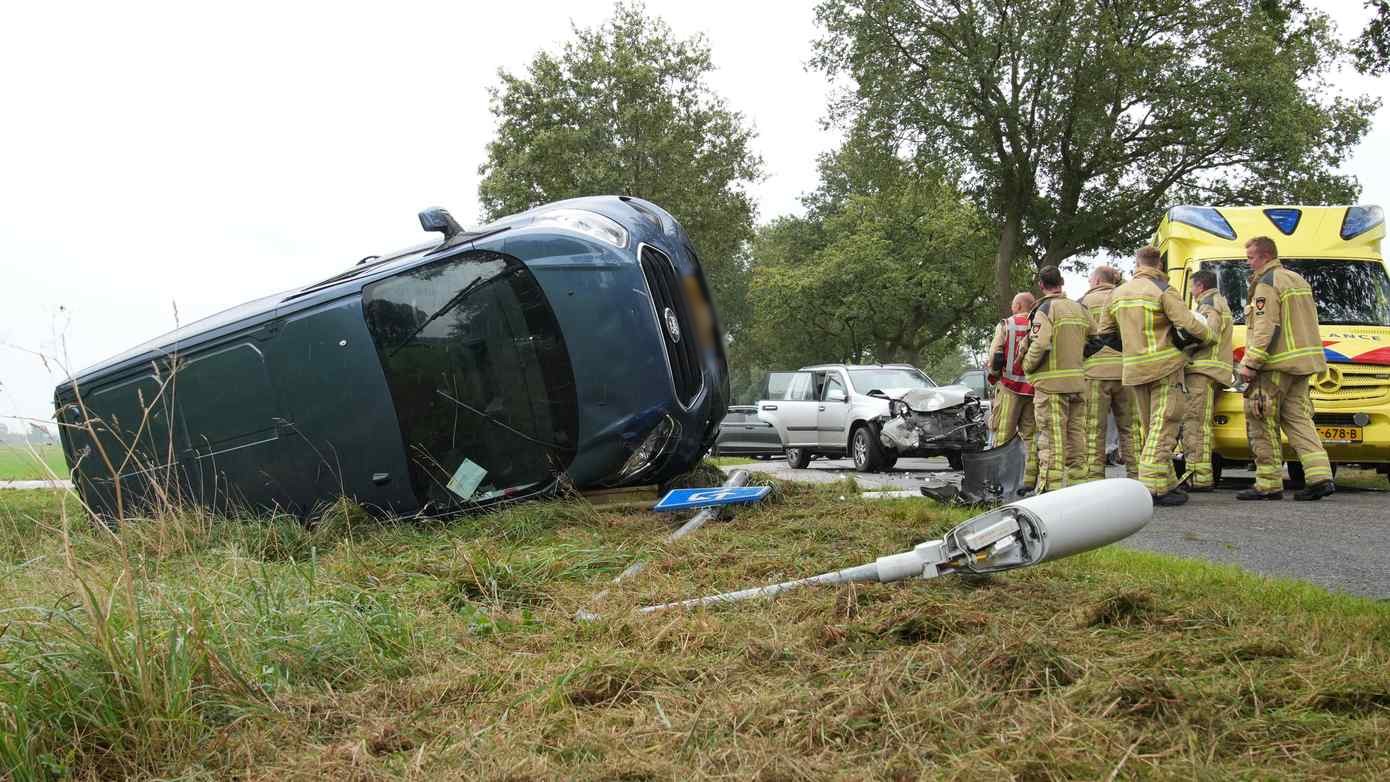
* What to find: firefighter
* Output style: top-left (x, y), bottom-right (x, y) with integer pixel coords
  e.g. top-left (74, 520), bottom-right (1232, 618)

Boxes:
top-left (1079, 265), bottom-right (1136, 480)
top-left (1104, 245), bottom-right (1213, 506)
top-left (1236, 236), bottom-right (1335, 501)
top-left (1022, 266), bottom-right (1089, 493)
top-left (1180, 269), bottom-right (1234, 492)
top-left (987, 291), bottom-right (1039, 489)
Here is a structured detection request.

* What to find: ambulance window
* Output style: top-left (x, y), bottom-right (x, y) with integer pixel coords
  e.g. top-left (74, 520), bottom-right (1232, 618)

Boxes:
top-left (1202, 259), bottom-right (1390, 327)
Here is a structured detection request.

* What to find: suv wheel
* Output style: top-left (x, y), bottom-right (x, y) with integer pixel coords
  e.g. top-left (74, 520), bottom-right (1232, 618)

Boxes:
top-left (785, 447), bottom-right (812, 469)
top-left (852, 425), bottom-right (885, 473)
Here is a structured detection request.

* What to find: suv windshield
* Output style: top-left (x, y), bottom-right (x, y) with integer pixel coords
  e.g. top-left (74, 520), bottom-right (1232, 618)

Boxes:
top-left (1203, 259), bottom-right (1390, 326)
top-left (848, 368), bottom-right (936, 392)
top-left (364, 250), bottom-right (578, 508)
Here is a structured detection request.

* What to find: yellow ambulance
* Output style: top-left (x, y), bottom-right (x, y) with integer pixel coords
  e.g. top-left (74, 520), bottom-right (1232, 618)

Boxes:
top-left (1152, 205), bottom-right (1390, 485)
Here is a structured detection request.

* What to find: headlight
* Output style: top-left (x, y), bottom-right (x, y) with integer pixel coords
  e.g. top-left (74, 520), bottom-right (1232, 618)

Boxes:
top-left (616, 415), bottom-right (680, 480)
top-left (531, 208), bottom-right (628, 248)
top-left (889, 399), bottom-right (909, 418)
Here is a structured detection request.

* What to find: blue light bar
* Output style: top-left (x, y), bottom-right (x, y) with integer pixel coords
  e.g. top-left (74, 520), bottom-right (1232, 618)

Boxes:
top-left (1168, 206), bottom-right (1236, 240)
top-left (1340, 205), bottom-right (1385, 240)
top-left (1263, 208), bottom-right (1301, 236)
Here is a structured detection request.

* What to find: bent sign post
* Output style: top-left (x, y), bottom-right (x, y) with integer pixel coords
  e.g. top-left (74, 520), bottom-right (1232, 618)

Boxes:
top-left (653, 486), bottom-right (770, 512)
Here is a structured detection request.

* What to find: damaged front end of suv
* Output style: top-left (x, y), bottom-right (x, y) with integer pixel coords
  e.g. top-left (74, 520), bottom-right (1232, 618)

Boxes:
top-left (877, 387), bottom-right (988, 464)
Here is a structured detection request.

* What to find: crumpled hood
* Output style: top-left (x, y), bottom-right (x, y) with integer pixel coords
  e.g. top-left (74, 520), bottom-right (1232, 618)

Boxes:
top-left (896, 385), bottom-right (975, 413)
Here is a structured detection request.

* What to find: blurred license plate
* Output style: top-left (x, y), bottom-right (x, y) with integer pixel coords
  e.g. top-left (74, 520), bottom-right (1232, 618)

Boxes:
top-left (1318, 426), bottom-right (1362, 443)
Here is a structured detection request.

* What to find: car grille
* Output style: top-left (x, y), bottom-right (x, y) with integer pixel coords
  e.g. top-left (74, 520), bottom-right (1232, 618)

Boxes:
top-left (1314, 413), bottom-right (1362, 426)
top-left (640, 246), bottom-right (702, 406)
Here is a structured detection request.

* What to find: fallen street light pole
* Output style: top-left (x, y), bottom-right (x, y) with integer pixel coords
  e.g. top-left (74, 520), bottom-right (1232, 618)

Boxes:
top-left (575, 468), bottom-right (753, 620)
top-left (640, 478), bottom-right (1153, 614)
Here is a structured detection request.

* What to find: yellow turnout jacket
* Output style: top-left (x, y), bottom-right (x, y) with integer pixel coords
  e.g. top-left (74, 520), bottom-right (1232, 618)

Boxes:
top-left (1104, 266), bottom-right (1213, 386)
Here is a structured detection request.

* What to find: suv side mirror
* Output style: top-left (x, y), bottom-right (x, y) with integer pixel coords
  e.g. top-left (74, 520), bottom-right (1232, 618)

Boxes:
top-left (827, 389), bottom-right (847, 403)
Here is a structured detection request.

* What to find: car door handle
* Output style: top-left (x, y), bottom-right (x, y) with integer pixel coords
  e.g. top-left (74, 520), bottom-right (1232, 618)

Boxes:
top-left (818, 405), bottom-right (826, 411)
top-left (762, 405), bottom-right (778, 411)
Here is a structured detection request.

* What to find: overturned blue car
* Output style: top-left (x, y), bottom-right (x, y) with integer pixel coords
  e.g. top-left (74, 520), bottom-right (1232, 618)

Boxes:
top-left (55, 196), bottom-right (729, 518)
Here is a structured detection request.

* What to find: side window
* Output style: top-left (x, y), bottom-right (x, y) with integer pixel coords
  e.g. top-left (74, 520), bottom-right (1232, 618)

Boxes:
top-left (1206, 260), bottom-right (1250, 324)
top-left (823, 373), bottom-right (846, 402)
top-left (780, 372), bottom-right (817, 401)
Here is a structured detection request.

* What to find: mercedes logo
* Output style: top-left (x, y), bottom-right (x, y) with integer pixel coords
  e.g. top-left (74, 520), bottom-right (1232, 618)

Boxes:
top-left (663, 307), bottom-right (682, 343)
top-left (1313, 366), bottom-right (1343, 394)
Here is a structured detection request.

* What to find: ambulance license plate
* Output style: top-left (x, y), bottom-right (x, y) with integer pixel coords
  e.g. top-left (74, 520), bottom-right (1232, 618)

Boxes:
top-left (1318, 426), bottom-right (1362, 443)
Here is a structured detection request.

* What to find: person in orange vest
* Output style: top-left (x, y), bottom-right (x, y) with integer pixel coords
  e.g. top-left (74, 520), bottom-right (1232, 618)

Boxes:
top-left (986, 291), bottom-right (1038, 490)
top-left (1022, 266), bottom-right (1090, 492)
top-left (1237, 236), bottom-right (1335, 501)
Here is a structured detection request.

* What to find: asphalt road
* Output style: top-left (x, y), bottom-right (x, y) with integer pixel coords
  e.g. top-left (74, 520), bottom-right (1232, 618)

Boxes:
top-left (739, 456), bottom-right (1390, 599)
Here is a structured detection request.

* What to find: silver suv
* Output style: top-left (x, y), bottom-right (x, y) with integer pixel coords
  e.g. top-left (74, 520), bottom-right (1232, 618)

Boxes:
top-left (757, 364), bottom-right (986, 472)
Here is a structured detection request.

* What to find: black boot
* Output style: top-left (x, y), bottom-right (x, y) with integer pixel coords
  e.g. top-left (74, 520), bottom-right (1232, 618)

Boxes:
top-left (1236, 487), bottom-right (1283, 501)
top-left (1294, 480), bottom-right (1335, 501)
top-left (1154, 490), bottom-right (1188, 507)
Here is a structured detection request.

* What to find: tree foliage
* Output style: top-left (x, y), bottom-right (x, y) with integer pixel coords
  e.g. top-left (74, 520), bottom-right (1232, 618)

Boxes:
top-left (477, 2), bottom-right (763, 332)
top-left (1355, 0), bottom-right (1390, 74)
top-left (813, 0), bottom-right (1378, 314)
top-left (741, 128), bottom-right (996, 376)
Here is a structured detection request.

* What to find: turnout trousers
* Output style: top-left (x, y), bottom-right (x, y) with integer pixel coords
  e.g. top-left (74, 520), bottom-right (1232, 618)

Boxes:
top-left (1180, 374), bottom-right (1218, 489)
top-left (1033, 389), bottom-right (1085, 493)
top-left (1132, 367), bottom-right (1186, 496)
top-left (1245, 370), bottom-right (1332, 493)
top-left (991, 386), bottom-right (1038, 487)
top-left (1083, 378), bottom-right (1137, 480)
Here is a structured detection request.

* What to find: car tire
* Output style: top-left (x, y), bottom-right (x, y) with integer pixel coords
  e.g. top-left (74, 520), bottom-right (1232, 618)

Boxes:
top-left (946, 452), bottom-right (964, 471)
top-left (785, 447), bottom-right (812, 469)
top-left (851, 425), bottom-right (885, 473)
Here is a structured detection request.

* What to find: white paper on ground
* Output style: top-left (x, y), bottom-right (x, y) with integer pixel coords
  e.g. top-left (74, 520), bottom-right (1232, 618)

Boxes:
top-left (446, 458), bottom-right (487, 500)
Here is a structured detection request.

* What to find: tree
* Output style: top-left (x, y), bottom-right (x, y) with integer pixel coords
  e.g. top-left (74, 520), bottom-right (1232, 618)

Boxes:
top-left (813, 0), bottom-right (1378, 315)
top-left (478, 2), bottom-right (764, 333)
top-left (742, 129), bottom-right (996, 373)
top-left (1355, 1), bottom-right (1390, 74)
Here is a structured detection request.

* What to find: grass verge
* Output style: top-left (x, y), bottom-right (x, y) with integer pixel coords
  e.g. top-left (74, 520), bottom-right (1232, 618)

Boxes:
top-left (0, 472), bottom-right (1387, 780)
top-left (0, 443), bottom-right (67, 481)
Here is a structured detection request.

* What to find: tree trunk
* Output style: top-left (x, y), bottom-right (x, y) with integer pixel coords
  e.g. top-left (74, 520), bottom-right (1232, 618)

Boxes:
top-left (995, 209), bottom-right (1022, 317)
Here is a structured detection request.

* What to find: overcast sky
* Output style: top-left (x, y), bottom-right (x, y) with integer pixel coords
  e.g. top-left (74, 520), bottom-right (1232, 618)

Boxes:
top-left (2, 0), bottom-right (1386, 431)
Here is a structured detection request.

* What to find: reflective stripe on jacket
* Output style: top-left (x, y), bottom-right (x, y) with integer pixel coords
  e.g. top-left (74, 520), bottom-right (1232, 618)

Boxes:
top-left (1186, 290), bottom-right (1234, 387)
top-left (987, 316), bottom-right (1035, 396)
top-left (1240, 260), bottom-right (1327, 377)
top-left (1022, 293), bottom-right (1088, 394)
top-left (1079, 283), bottom-right (1122, 381)
top-left (1104, 266), bottom-right (1214, 386)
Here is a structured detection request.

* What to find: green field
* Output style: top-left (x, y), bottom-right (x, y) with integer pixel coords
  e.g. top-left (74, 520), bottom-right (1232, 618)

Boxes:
top-left (1, 473), bottom-right (1387, 780)
top-left (0, 443), bottom-right (67, 481)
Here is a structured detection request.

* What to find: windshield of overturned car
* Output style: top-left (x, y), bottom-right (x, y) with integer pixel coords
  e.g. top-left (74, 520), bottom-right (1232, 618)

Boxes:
top-left (848, 368), bottom-right (936, 393)
top-left (364, 250), bottom-right (579, 508)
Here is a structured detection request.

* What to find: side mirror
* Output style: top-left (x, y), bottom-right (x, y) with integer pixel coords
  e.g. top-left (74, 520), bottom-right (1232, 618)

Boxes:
top-left (827, 390), bottom-right (848, 403)
top-left (419, 207), bottom-right (463, 240)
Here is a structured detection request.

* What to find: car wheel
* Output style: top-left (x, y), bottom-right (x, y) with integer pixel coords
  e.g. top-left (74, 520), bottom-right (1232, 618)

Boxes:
top-left (851, 425), bottom-right (885, 473)
top-left (785, 447), bottom-right (812, 469)
top-left (946, 452), bottom-right (964, 471)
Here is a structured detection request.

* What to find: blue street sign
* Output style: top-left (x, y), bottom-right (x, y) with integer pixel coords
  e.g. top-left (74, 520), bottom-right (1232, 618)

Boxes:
top-left (653, 485), bottom-right (771, 512)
